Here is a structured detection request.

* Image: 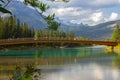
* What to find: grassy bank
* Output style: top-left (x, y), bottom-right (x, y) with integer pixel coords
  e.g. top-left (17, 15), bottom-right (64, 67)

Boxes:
top-left (107, 43), bottom-right (120, 54)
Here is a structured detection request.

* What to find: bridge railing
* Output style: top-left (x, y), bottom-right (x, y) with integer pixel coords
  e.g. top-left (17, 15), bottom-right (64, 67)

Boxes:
top-left (0, 37), bottom-right (118, 43)
top-left (0, 37), bottom-right (76, 42)
top-left (0, 38), bottom-right (34, 42)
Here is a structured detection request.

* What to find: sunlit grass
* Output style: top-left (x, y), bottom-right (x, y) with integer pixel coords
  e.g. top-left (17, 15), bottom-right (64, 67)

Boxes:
top-left (107, 43), bottom-right (120, 54)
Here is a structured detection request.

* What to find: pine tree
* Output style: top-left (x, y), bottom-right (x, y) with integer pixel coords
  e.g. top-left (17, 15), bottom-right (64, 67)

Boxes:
top-left (111, 25), bottom-right (120, 42)
top-left (35, 30), bottom-right (41, 40)
top-left (0, 16), bottom-right (35, 39)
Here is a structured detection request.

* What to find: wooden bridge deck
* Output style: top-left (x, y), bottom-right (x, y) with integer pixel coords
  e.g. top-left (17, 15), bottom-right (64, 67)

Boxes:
top-left (0, 39), bottom-right (118, 46)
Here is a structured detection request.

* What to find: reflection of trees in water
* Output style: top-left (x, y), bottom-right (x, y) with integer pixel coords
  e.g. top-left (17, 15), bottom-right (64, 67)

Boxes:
top-left (35, 50), bottom-right (42, 65)
top-left (40, 48), bottom-right (106, 58)
top-left (36, 50), bottom-right (42, 58)
top-left (40, 48), bottom-right (92, 58)
top-left (113, 56), bottom-right (120, 68)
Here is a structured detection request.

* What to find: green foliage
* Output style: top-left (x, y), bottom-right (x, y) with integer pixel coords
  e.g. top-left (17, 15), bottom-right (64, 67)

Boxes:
top-left (0, 0), bottom-right (5, 3)
top-left (63, 0), bottom-right (70, 2)
top-left (0, 0), bottom-right (12, 14)
top-left (11, 66), bottom-right (23, 80)
top-left (45, 13), bottom-right (55, 23)
top-left (36, 50), bottom-right (42, 58)
top-left (35, 29), bottom-right (75, 40)
top-left (24, 0), bottom-right (38, 7)
top-left (10, 64), bottom-right (41, 80)
top-left (37, 2), bottom-right (50, 13)
top-left (35, 30), bottom-right (41, 40)
top-left (111, 25), bottom-right (120, 42)
top-left (45, 13), bottom-right (60, 30)
top-left (0, 16), bottom-right (35, 39)
top-left (49, 0), bottom-right (70, 2)
top-left (0, 6), bottom-right (12, 14)
top-left (24, 0), bottom-right (60, 31)
top-left (48, 21), bottom-right (60, 30)
top-left (66, 31), bottom-right (74, 38)
top-left (24, 0), bottom-right (50, 13)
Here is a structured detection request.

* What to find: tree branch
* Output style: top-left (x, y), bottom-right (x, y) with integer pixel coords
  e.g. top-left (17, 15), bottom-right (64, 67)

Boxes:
top-left (3, 0), bottom-right (12, 8)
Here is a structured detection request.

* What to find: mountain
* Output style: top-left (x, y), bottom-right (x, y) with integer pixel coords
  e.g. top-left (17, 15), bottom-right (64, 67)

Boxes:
top-left (2, 1), bottom-right (120, 39)
top-left (5, 1), bottom-right (48, 30)
top-left (59, 20), bottom-right (120, 39)
top-left (75, 20), bottom-right (120, 39)
top-left (57, 18), bottom-right (89, 32)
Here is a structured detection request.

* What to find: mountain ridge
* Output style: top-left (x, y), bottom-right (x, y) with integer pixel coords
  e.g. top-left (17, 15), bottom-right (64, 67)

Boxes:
top-left (59, 20), bottom-right (120, 39)
top-left (6, 1), bottom-right (48, 30)
top-left (3, 1), bottom-right (120, 39)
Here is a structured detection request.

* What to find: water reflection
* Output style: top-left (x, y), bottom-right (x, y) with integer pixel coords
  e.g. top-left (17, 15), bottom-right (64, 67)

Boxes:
top-left (0, 46), bottom-right (120, 80)
top-left (0, 46), bottom-right (107, 58)
top-left (113, 56), bottom-right (120, 68)
top-left (43, 63), bottom-right (120, 80)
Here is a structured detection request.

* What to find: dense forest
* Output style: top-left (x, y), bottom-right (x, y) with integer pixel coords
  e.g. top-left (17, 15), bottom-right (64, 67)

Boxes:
top-left (0, 0), bottom-right (73, 40)
top-left (111, 24), bottom-right (120, 42)
top-left (0, 16), bottom-right (75, 40)
top-left (0, 16), bottom-right (35, 39)
top-left (35, 30), bottom-right (74, 40)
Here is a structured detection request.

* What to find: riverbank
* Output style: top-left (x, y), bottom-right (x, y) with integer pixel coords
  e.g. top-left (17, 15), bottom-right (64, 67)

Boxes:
top-left (0, 43), bottom-right (90, 50)
top-left (107, 43), bottom-right (120, 54)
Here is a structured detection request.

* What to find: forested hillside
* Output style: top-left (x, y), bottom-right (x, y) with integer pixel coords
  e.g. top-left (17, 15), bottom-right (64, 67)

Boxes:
top-left (0, 16), bottom-right (35, 39)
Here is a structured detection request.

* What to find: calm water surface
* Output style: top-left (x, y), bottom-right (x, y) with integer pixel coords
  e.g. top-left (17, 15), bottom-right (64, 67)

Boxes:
top-left (0, 46), bottom-right (120, 80)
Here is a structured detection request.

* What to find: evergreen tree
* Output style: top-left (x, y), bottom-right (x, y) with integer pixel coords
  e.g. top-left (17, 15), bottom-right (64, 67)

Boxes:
top-left (67, 31), bottom-right (74, 39)
top-left (35, 30), bottom-right (41, 40)
top-left (45, 14), bottom-right (60, 30)
top-left (0, 16), bottom-right (35, 39)
top-left (111, 25), bottom-right (120, 42)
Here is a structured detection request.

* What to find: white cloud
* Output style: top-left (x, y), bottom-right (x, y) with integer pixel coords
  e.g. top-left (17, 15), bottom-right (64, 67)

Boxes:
top-left (90, 12), bottom-right (103, 22)
top-left (41, 0), bottom-right (120, 9)
top-left (45, 7), bottom-right (94, 24)
top-left (18, 0), bottom-right (24, 2)
top-left (109, 12), bottom-right (119, 21)
top-left (118, 0), bottom-right (120, 3)
top-left (51, 7), bottom-right (88, 17)
top-left (68, 11), bottom-right (120, 26)
top-left (90, 0), bottom-right (120, 7)
top-left (47, 7), bottom-right (120, 26)
top-left (52, 7), bottom-right (76, 16)
top-left (42, 0), bottom-right (120, 26)
top-left (63, 0), bottom-right (120, 9)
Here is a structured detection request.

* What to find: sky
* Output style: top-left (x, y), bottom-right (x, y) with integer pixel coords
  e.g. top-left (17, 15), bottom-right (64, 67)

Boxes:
top-left (20, 0), bottom-right (120, 26)
top-left (40, 0), bottom-right (120, 26)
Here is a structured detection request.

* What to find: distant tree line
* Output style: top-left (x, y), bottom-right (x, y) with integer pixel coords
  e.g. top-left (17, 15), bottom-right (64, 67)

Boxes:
top-left (0, 0), bottom-right (75, 40)
top-left (111, 24), bottom-right (120, 42)
top-left (0, 16), bottom-right (75, 40)
top-left (35, 30), bottom-right (75, 40)
top-left (0, 16), bottom-right (35, 39)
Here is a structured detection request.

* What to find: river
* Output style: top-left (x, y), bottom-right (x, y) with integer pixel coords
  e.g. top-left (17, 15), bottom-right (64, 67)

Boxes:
top-left (0, 46), bottom-right (120, 80)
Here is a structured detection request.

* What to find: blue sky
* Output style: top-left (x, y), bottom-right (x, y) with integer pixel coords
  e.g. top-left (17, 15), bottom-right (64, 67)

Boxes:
top-left (19, 0), bottom-right (120, 26)
top-left (39, 0), bottom-right (120, 26)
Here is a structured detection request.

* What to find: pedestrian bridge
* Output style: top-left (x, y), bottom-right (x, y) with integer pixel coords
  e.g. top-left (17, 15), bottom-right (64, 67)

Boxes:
top-left (0, 38), bottom-right (118, 46)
